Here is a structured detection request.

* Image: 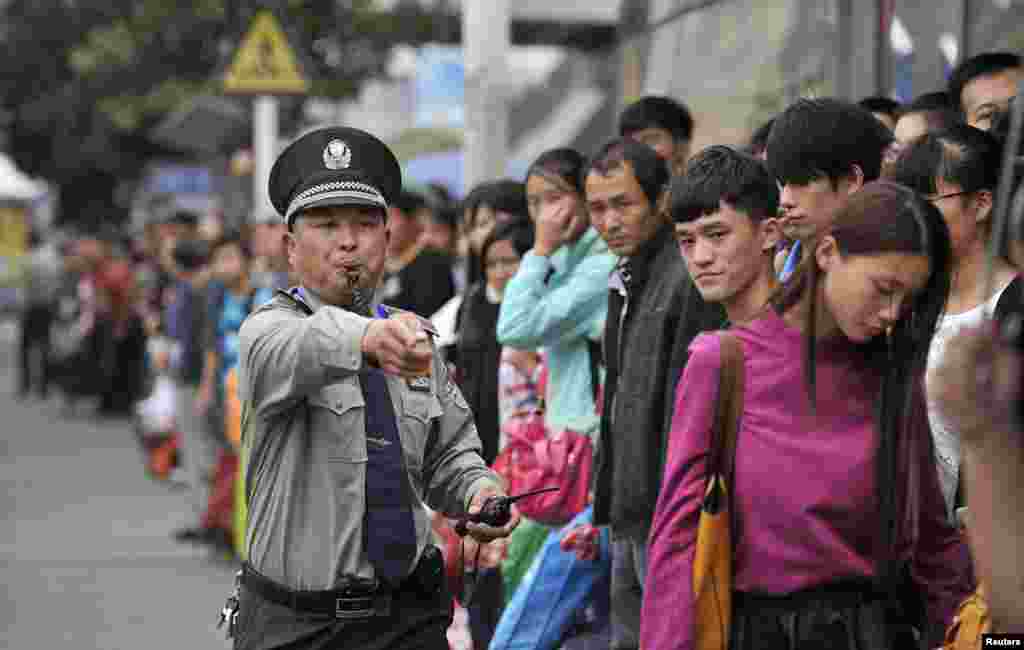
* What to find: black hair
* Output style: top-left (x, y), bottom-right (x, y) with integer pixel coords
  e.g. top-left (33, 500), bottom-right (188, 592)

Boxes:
top-left (167, 210), bottom-right (200, 227)
top-left (172, 238), bottom-right (209, 271)
top-left (670, 145), bottom-right (780, 224)
top-left (619, 96), bottom-right (694, 143)
top-left (948, 51), bottom-right (1023, 114)
top-left (899, 91), bottom-right (961, 133)
top-left (583, 137), bottom-right (670, 207)
top-left (474, 179), bottom-right (529, 221)
top-left (431, 205), bottom-right (459, 229)
top-left (210, 231), bottom-right (251, 260)
top-left (766, 98), bottom-right (893, 186)
top-left (393, 189), bottom-right (428, 216)
top-left (425, 182), bottom-right (455, 208)
top-left (745, 118), bottom-right (775, 157)
top-left (461, 182), bottom-right (493, 224)
top-left (526, 148), bottom-right (586, 195)
top-left (886, 123), bottom-right (1001, 197)
top-left (772, 181), bottom-right (951, 412)
top-left (482, 217), bottom-right (535, 263)
top-left (905, 91), bottom-right (953, 113)
top-left (460, 179), bottom-right (527, 287)
top-left (858, 96), bottom-right (903, 119)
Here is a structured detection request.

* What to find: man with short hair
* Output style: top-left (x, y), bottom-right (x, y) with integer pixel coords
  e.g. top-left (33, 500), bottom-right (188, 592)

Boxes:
top-left (378, 189), bottom-right (455, 318)
top-left (234, 127), bottom-right (514, 650)
top-left (858, 95), bottom-right (902, 131)
top-left (585, 138), bottom-right (722, 650)
top-left (765, 98), bottom-right (892, 280)
top-left (670, 146), bottom-right (781, 324)
top-left (948, 51), bottom-right (1023, 130)
top-left (619, 96), bottom-right (694, 174)
top-left (165, 238), bottom-right (216, 544)
top-left (892, 91), bottom-right (960, 149)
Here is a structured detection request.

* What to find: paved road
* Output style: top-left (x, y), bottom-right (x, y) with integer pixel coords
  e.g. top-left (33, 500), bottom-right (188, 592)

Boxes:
top-left (0, 327), bottom-right (236, 649)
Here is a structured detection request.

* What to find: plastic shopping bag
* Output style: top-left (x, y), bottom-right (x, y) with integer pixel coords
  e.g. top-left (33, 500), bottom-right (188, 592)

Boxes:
top-left (489, 507), bottom-right (611, 650)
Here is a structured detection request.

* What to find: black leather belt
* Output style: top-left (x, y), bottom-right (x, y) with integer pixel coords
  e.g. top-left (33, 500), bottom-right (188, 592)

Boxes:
top-left (241, 563), bottom-right (390, 620)
top-left (240, 545), bottom-right (444, 621)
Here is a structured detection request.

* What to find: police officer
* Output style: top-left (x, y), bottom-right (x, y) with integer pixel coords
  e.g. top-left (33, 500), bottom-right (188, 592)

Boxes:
top-left (232, 127), bottom-right (517, 650)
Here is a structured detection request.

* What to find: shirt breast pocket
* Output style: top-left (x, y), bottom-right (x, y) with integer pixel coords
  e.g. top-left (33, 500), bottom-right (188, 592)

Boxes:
top-left (399, 388), bottom-right (440, 470)
top-left (308, 382), bottom-right (368, 463)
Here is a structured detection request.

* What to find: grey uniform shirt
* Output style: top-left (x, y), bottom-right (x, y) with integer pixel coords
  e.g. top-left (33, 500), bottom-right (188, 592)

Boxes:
top-left (238, 287), bottom-right (500, 591)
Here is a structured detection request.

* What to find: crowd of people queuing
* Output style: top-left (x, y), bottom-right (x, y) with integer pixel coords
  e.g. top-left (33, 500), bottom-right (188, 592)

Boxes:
top-left (15, 48), bottom-right (1024, 649)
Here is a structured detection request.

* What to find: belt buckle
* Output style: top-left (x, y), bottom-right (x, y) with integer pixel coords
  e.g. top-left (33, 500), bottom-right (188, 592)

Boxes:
top-left (335, 596), bottom-right (375, 620)
top-left (334, 592), bottom-right (390, 620)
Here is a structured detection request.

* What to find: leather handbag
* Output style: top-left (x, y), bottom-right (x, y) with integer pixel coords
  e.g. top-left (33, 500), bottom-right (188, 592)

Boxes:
top-left (942, 584), bottom-right (991, 650)
top-left (692, 333), bottom-right (745, 650)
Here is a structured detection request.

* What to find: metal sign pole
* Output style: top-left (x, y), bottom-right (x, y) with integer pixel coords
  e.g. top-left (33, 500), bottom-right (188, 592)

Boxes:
top-left (223, 9), bottom-right (307, 224)
top-left (252, 95), bottom-right (279, 224)
top-left (463, 0), bottom-right (509, 190)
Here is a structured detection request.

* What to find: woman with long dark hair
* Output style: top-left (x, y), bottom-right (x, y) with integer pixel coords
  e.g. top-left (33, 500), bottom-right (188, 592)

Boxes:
top-left (642, 182), bottom-right (974, 649)
top-left (455, 218), bottom-right (535, 465)
top-left (450, 218), bottom-right (534, 650)
top-left (886, 123), bottom-right (1017, 520)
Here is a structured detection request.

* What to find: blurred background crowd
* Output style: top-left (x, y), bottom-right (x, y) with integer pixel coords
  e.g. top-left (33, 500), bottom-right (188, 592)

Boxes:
top-left (4, 1), bottom-right (1024, 649)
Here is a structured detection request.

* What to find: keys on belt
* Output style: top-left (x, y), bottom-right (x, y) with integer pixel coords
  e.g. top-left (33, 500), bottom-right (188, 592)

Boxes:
top-left (217, 569), bottom-right (242, 639)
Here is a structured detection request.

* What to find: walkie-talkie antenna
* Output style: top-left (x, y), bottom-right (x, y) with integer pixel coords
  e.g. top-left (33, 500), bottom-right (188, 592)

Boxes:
top-left (502, 486), bottom-right (559, 504)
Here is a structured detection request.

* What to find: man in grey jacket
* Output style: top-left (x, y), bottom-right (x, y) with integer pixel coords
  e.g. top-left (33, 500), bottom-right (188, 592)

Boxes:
top-left (232, 126), bottom-right (516, 650)
top-left (586, 138), bottom-right (723, 650)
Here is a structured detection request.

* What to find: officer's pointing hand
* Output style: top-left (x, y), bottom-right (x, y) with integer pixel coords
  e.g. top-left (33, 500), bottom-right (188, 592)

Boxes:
top-left (464, 484), bottom-right (520, 543)
top-left (362, 318), bottom-right (433, 378)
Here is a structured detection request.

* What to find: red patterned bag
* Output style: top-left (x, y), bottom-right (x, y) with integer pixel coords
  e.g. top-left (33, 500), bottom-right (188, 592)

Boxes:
top-left (494, 410), bottom-right (592, 527)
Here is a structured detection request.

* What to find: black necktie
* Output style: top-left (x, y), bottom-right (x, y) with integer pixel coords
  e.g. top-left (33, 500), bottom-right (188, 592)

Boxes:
top-left (360, 369), bottom-right (418, 586)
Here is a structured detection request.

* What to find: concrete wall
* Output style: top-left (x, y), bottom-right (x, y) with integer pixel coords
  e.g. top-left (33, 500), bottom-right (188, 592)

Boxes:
top-left (617, 0), bottom-right (1024, 147)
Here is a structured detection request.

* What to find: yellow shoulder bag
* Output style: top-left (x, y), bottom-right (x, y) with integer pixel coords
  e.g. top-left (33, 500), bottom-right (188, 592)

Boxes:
top-left (693, 332), bottom-right (745, 650)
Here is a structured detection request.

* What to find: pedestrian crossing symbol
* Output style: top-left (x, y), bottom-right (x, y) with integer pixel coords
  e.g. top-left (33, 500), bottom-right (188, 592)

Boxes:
top-left (223, 10), bottom-right (309, 95)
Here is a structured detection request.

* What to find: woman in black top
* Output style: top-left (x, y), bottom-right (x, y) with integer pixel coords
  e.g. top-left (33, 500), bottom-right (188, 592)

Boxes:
top-left (455, 218), bottom-right (535, 465)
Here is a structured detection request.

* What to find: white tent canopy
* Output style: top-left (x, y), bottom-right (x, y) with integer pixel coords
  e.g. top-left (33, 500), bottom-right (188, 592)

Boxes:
top-left (0, 153), bottom-right (44, 203)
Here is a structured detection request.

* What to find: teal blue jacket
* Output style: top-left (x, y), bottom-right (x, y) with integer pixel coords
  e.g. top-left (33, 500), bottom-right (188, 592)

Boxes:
top-left (496, 228), bottom-right (616, 435)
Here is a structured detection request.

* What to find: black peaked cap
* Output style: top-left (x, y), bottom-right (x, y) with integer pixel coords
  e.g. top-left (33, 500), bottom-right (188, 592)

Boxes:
top-left (268, 126), bottom-right (402, 227)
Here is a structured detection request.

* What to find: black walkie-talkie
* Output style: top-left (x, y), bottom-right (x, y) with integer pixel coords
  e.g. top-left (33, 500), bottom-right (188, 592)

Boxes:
top-left (454, 487), bottom-right (558, 536)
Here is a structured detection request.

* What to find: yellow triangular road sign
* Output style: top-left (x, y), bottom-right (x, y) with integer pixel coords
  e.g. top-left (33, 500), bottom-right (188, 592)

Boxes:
top-left (224, 10), bottom-right (309, 95)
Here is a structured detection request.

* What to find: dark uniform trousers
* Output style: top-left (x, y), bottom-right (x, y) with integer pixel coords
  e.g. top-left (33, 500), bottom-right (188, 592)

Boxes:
top-left (233, 573), bottom-right (453, 650)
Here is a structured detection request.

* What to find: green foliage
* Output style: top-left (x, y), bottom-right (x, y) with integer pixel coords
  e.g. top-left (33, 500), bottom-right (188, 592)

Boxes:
top-left (0, 0), bottom-right (442, 225)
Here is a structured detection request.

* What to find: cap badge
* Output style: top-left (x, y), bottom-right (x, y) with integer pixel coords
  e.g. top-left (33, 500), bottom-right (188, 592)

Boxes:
top-left (323, 140), bottom-right (352, 170)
